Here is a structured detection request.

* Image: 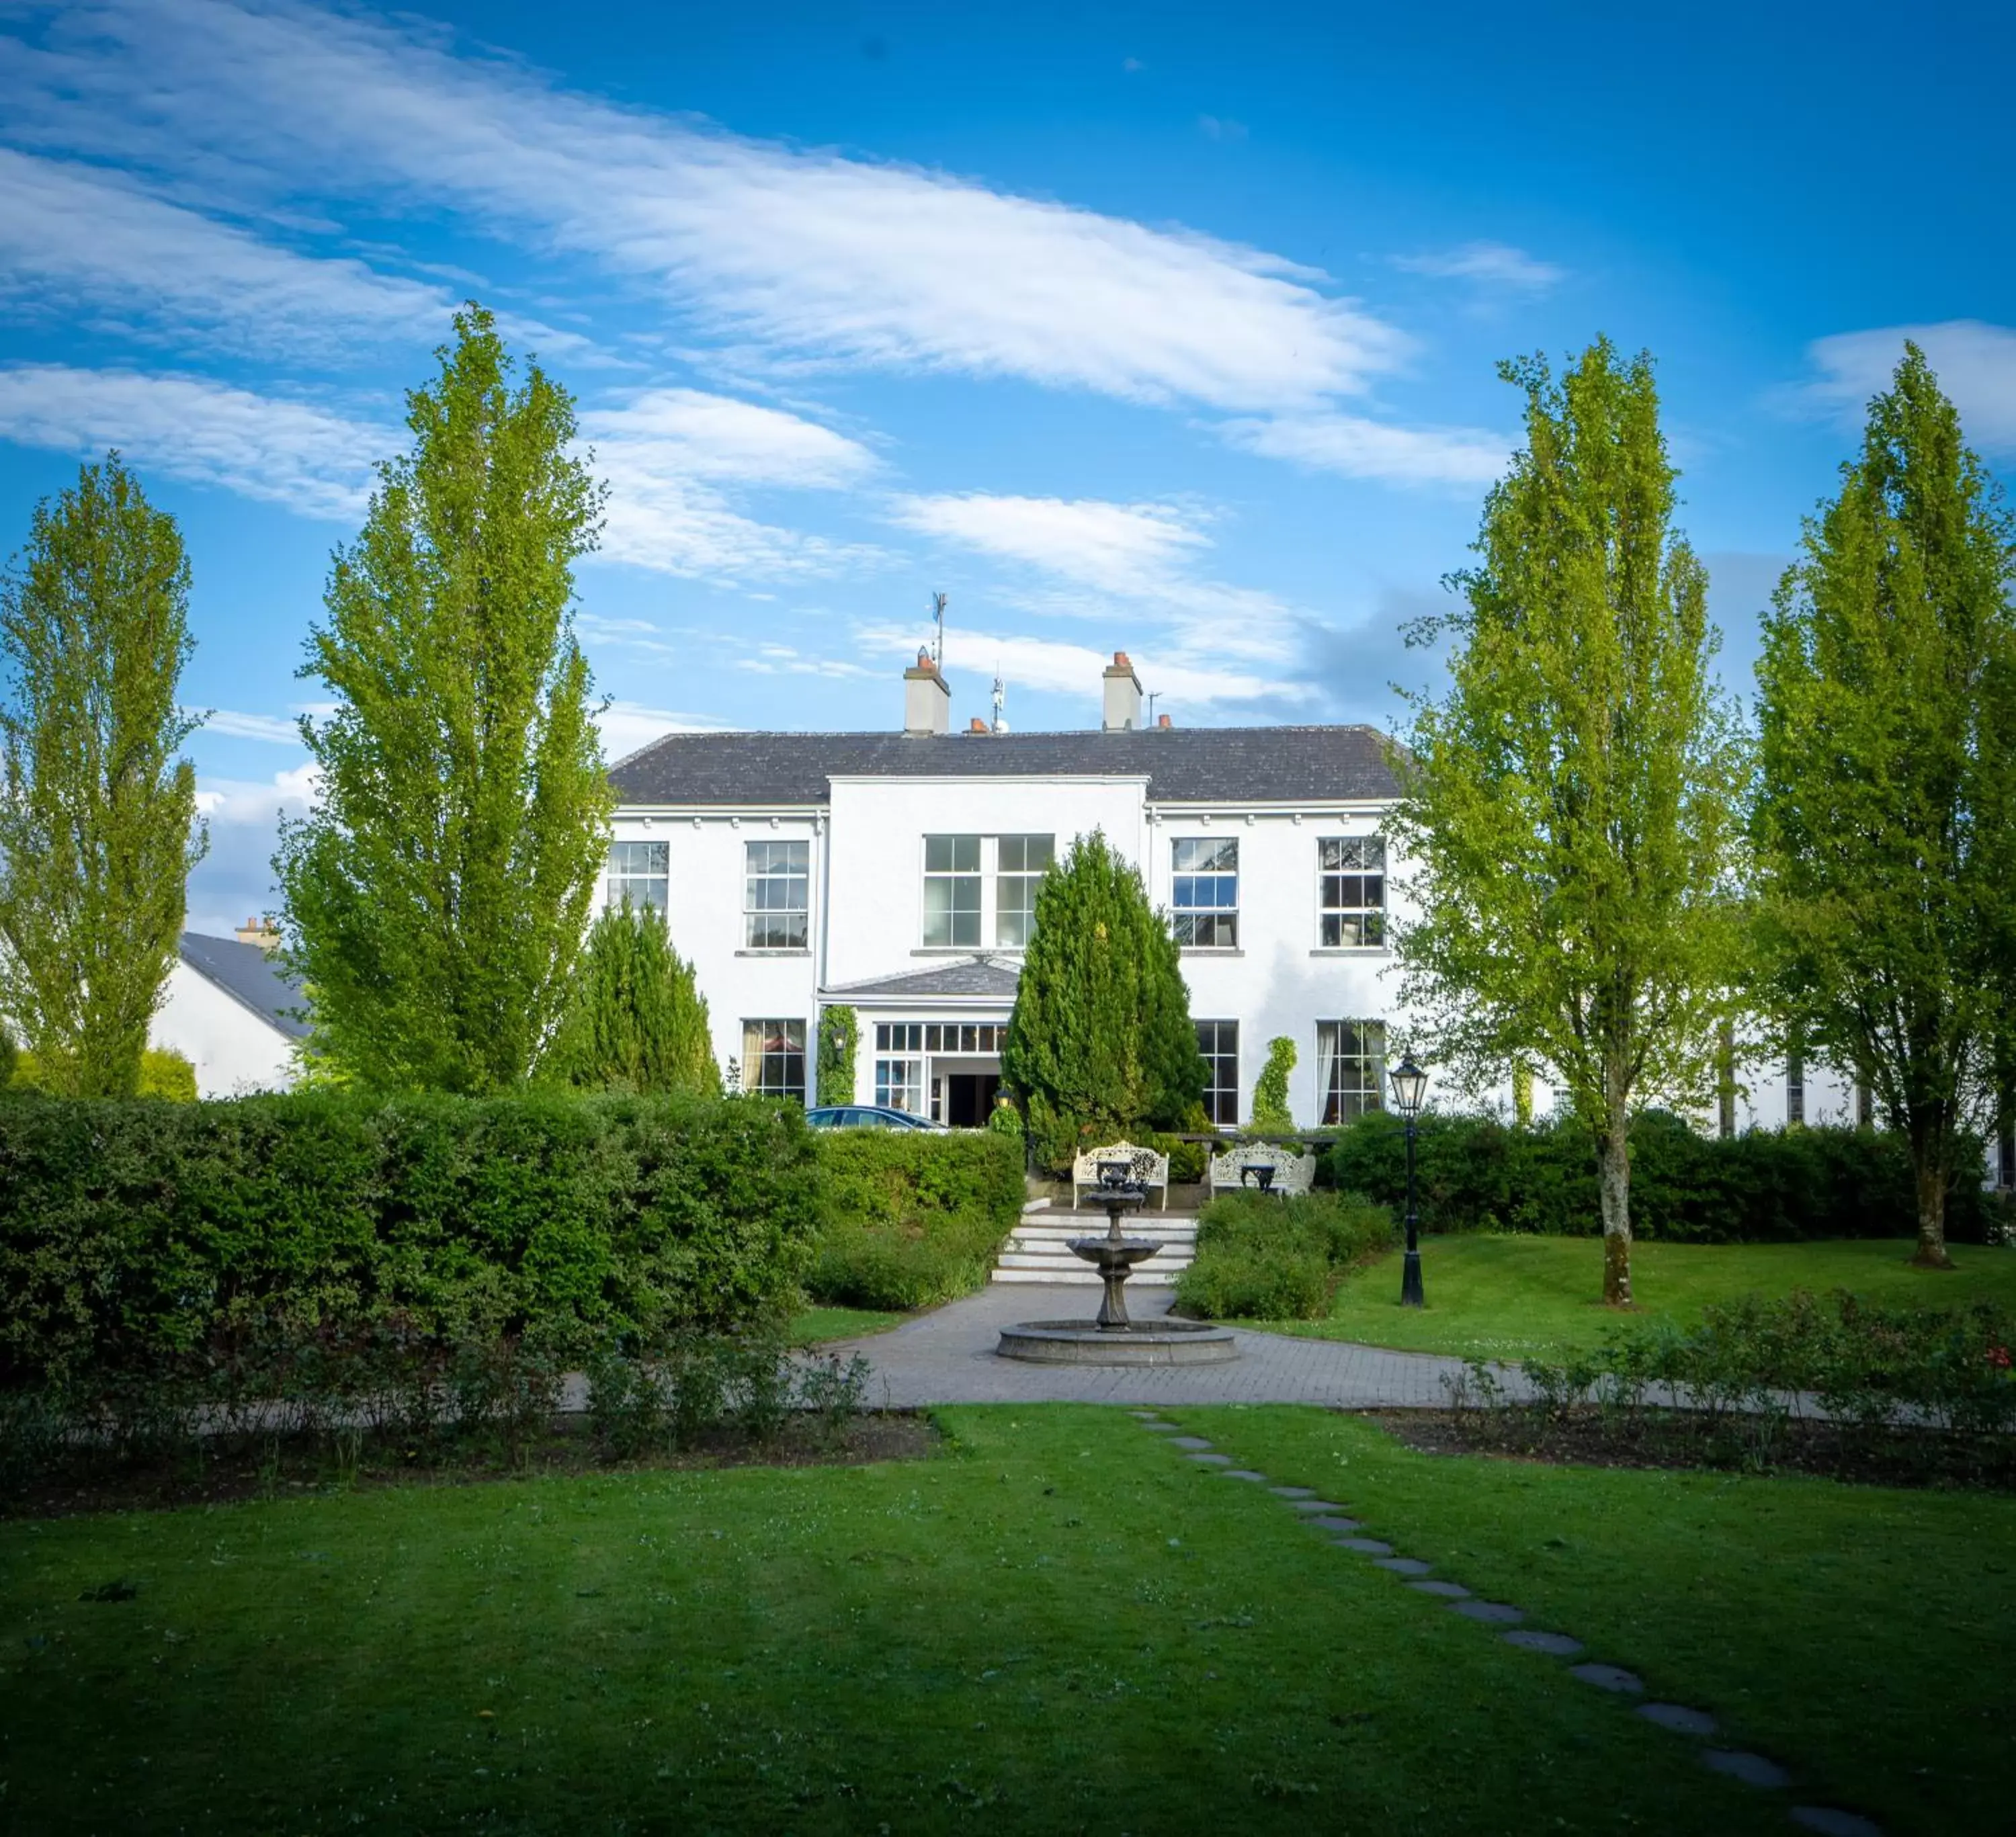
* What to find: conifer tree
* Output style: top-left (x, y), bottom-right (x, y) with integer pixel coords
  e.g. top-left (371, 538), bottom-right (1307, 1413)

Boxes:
top-left (0, 455), bottom-right (205, 1097)
top-left (276, 305), bottom-right (612, 1091)
top-left (549, 899), bottom-right (718, 1095)
top-left (1001, 829), bottom-right (1205, 1160)
top-left (1753, 343), bottom-right (2016, 1268)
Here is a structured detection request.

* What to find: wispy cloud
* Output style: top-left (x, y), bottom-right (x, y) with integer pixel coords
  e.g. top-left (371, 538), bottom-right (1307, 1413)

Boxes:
top-left (1392, 241), bottom-right (1565, 292)
top-left (595, 699), bottom-right (729, 764)
top-left (197, 709), bottom-right (304, 743)
top-left (856, 624), bottom-right (1279, 712)
top-left (1220, 411), bottom-right (1509, 485)
top-left (0, 364), bottom-right (386, 517)
top-left (194, 762), bottom-right (321, 827)
top-left (1779, 320), bottom-right (2016, 455)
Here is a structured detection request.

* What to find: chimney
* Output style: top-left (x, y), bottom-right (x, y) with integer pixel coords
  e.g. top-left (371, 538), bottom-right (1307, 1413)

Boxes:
top-left (235, 916), bottom-right (281, 952)
top-left (903, 648), bottom-right (951, 736)
top-left (967, 716), bottom-right (989, 734)
top-left (1157, 712), bottom-right (1173, 729)
top-left (1102, 651), bottom-right (1142, 731)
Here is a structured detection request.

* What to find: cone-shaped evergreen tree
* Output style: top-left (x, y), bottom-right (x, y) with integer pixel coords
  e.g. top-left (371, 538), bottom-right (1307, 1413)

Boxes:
top-left (548, 899), bottom-right (719, 1095)
top-left (1001, 829), bottom-right (1205, 1160)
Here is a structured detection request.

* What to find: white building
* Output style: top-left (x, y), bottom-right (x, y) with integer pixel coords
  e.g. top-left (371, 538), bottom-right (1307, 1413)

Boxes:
top-left (151, 927), bottom-right (304, 1098)
top-left (603, 648), bottom-right (1898, 1137)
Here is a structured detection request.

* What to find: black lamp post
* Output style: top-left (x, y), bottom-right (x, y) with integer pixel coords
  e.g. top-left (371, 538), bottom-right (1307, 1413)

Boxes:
top-left (1388, 1054), bottom-right (1429, 1308)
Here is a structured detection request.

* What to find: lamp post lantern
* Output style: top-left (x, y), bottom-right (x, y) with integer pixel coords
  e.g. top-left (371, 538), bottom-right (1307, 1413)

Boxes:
top-left (1388, 1054), bottom-right (1429, 1308)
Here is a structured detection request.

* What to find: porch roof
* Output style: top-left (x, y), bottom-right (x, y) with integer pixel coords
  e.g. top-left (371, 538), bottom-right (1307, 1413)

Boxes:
top-left (823, 956), bottom-right (1021, 1002)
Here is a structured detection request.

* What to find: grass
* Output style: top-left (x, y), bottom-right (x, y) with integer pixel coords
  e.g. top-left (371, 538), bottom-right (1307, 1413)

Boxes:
top-left (1, 1406), bottom-right (1826, 1836)
top-left (1260, 1234), bottom-right (2016, 1360)
top-left (788, 1303), bottom-right (909, 1344)
top-left (1168, 1405), bottom-right (2016, 1837)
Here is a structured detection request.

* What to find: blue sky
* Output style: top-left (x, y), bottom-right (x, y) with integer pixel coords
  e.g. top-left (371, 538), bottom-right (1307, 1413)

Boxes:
top-left (1, 0), bottom-right (2011, 933)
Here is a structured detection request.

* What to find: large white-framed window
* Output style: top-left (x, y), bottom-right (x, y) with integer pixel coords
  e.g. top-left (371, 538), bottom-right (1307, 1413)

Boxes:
top-left (744, 840), bottom-right (810, 949)
top-left (606, 840), bottom-right (669, 912)
top-left (1196, 1019), bottom-right (1240, 1127)
top-left (1316, 1019), bottom-right (1386, 1124)
top-left (741, 1019), bottom-right (806, 1101)
top-left (1172, 838), bottom-right (1239, 948)
top-left (874, 1020), bottom-right (927, 1115)
top-left (1318, 836), bottom-right (1386, 948)
top-left (923, 835), bottom-right (983, 947)
top-left (995, 833), bottom-right (1055, 947)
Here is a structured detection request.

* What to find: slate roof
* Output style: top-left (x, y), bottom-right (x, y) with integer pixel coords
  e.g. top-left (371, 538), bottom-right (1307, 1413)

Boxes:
top-left (177, 933), bottom-right (312, 1039)
top-left (609, 724), bottom-right (1400, 808)
top-left (825, 957), bottom-right (1023, 1000)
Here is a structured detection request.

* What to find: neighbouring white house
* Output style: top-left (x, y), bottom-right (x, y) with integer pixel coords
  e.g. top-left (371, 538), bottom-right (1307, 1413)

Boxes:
top-left (151, 922), bottom-right (305, 1098)
top-left (604, 648), bottom-right (1861, 1136)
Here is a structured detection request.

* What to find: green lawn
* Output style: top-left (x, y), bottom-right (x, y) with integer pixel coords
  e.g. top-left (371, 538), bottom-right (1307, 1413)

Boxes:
top-left (788, 1303), bottom-right (909, 1344)
top-left (1170, 1405), bottom-right (2015, 1837)
top-left (0, 1406), bottom-right (1863, 1836)
top-left (1261, 1234), bottom-right (2016, 1360)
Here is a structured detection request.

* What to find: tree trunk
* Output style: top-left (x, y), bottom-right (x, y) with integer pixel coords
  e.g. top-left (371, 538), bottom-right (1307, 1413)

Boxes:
top-left (1596, 1091), bottom-right (1633, 1305)
top-left (1910, 1154), bottom-right (1955, 1270)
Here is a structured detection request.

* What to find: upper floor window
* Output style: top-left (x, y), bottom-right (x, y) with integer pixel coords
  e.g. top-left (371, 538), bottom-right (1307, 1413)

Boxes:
top-left (1173, 837), bottom-right (1238, 948)
top-left (923, 835), bottom-right (982, 947)
top-left (1317, 1019), bottom-right (1386, 1125)
top-left (995, 834), bottom-right (1054, 947)
top-left (607, 840), bottom-right (669, 912)
top-left (741, 1019), bottom-right (806, 1102)
top-left (1319, 836), bottom-right (1386, 947)
top-left (745, 840), bottom-right (810, 949)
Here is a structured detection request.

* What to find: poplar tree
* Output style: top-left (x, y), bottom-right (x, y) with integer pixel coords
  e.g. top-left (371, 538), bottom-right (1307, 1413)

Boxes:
top-left (276, 305), bottom-right (612, 1091)
top-left (549, 899), bottom-right (719, 1095)
top-left (1391, 340), bottom-right (1748, 1306)
top-left (0, 455), bottom-right (205, 1097)
top-left (1001, 828), bottom-right (1205, 1156)
top-left (1753, 344), bottom-right (2016, 1268)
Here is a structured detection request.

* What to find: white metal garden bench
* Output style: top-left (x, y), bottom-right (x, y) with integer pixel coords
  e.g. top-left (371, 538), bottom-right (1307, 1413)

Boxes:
top-left (1206, 1141), bottom-right (1318, 1199)
top-left (1071, 1142), bottom-right (1171, 1212)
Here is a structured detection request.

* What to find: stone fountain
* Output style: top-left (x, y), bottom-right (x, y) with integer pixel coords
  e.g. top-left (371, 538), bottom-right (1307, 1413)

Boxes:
top-left (996, 1158), bottom-right (1236, 1366)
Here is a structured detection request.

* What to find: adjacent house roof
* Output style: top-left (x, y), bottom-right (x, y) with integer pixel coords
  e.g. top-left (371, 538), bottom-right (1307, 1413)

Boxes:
top-left (825, 957), bottom-right (1023, 1001)
top-left (609, 725), bottom-right (1401, 808)
top-left (177, 933), bottom-right (312, 1039)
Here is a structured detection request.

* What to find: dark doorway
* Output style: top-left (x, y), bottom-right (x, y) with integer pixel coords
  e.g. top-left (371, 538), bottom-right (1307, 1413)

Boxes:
top-left (945, 1073), bottom-right (1001, 1127)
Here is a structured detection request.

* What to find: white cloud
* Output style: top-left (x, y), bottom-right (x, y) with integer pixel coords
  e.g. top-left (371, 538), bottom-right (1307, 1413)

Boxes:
top-left (6, 0), bottom-right (1413, 421)
top-left (1783, 321), bottom-right (2016, 455)
top-left (1392, 241), bottom-right (1565, 292)
top-left (0, 364), bottom-right (385, 517)
top-left (581, 388), bottom-right (876, 489)
top-left (1221, 411), bottom-right (1509, 485)
top-left (595, 699), bottom-right (727, 765)
top-left (857, 624), bottom-right (1281, 710)
top-left (889, 494), bottom-right (1208, 595)
top-left (194, 762), bottom-right (321, 827)
top-left (0, 146), bottom-right (452, 359)
top-left (198, 709), bottom-right (303, 743)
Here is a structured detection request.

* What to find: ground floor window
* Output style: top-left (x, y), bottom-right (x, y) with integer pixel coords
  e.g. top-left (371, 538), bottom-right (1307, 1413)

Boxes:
top-left (876, 1056), bottom-right (925, 1113)
top-left (1196, 1019), bottom-right (1239, 1127)
top-left (741, 1019), bottom-right (806, 1102)
top-left (1316, 1019), bottom-right (1385, 1125)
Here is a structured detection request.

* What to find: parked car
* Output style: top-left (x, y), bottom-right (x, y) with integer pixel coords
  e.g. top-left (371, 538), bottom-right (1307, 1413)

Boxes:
top-left (802, 1105), bottom-right (948, 1131)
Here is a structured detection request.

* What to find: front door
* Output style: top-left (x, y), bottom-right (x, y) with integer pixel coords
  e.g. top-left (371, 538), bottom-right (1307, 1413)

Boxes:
top-left (944, 1072), bottom-right (1001, 1127)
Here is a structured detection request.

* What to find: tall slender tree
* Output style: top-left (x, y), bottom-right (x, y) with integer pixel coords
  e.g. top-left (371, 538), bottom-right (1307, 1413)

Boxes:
top-left (277, 305), bottom-right (613, 1091)
top-left (0, 455), bottom-right (205, 1097)
top-left (1001, 828), bottom-right (1205, 1160)
top-left (1752, 344), bottom-right (2016, 1268)
top-left (1391, 339), bottom-right (1749, 1305)
top-left (548, 899), bottom-right (719, 1095)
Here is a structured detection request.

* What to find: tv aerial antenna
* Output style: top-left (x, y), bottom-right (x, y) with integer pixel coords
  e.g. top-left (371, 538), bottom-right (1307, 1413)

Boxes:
top-left (929, 591), bottom-right (948, 668)
top-left (991, 665), bottom-right (1007, 734)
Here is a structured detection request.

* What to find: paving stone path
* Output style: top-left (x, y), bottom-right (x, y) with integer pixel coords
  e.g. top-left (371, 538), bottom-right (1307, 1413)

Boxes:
top-left (1118, 1408), bottom-right (1887, 1837)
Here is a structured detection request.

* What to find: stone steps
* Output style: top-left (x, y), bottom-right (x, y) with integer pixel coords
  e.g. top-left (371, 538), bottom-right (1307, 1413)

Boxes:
top-left (990, 1211), bottom-right (1200, 1287)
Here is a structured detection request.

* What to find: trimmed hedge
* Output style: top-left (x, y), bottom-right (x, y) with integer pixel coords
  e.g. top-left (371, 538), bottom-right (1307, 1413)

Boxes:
top-left (1329, 1110), bottom-right (2000, 1244)
top-left (806, 1128), bottom-right (1024, 1310)
top-left (1175, 1189), bottom-right (1396, 1320)
top-left (0, 1091), bottom-right (821, 1391)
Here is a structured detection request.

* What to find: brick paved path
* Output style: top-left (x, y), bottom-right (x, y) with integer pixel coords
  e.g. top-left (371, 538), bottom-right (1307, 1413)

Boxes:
top-left (827, 1283), bottom-right (1482, 1408)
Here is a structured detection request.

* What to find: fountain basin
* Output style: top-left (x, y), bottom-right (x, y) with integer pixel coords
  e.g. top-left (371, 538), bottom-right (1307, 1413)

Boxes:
top-left (995, 1318), bottom-right (1238, 1366)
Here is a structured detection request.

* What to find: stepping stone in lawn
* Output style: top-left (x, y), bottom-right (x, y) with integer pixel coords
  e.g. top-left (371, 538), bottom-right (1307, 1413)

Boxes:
top-left (1375, 1557), bottom-right (1434, 1577)
top-left (1308, 1515), bottom-right (1362, 1532)
top-left (1451, 1600), bottom-right (1524, 1625)
top-left (1790, 1809), bottom-right (1883, 1836)
top-left (1637, 1703), bottom-right (1718, 1738)
top-left (1408, 1580), bottom-right (1471, 1598)
top-left (1187, 1451), bottom-right (1233, 1465)
top-left (1140, 1422), bottom-right (1181, 1433)
top-left (1334, 1537), bottom-right (1395, 1556)
top-left (1702, 1750), bottom-right (1790, 1791)
top-left (1570, 1663), bottom-right (1644, 1695)
top-left (1129, 1410), bottom-right (1162, 1420)
top-left (1288, 1500), bottom-right (1349, 1514)
top-left (1269, 1486), bottom-right (1316, 1500)
top-left (1170, 1437), bottom-right (1214, 1451)
top-left (1218, 1469), bottom-right (1269, 1481)
top-left (1502, 1630), bottom-right (1583, 1657)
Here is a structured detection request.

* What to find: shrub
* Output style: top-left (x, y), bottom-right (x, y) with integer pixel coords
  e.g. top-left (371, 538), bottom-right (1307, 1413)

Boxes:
top-left (1250, 1037), bottom-right (1295, 1133)
top-left (816, 1005), bottom-right (859, 1107)
top-left (806, 1127), bottom-right (1024, 1310)
top-left (9, 1046), bottom-right (196, 1101)
top-left (546, 901), bottom-right (719, 1096)
top-left (1329, 1110), bottom-right (1997, 1244)
top-left (1175, 1190), bottom-right (1396, 1320)
top-left (986, 1096), bottom-right (1023, 1138)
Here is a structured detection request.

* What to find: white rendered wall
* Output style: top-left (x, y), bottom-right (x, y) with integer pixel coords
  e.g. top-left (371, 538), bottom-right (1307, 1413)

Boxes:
top-left (150, 961), bottom-right (298, 1097)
